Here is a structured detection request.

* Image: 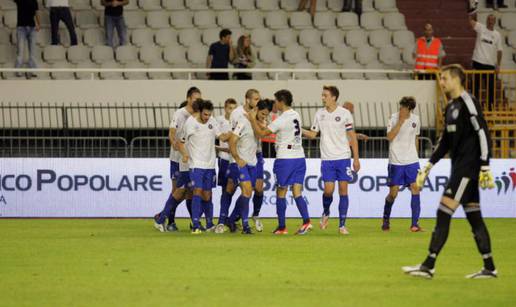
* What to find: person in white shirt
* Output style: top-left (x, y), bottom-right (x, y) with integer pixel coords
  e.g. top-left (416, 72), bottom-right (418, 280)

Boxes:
top-left (382, 97), bottom-right (422, 232)
top-left (47, 0), bottom-right (77, 45)
top-left (178, 100), bottom-right (229, 234)
top-left (247, 90), bottom-right (312, 235)
top-left (154, 87), bottom-right (200, 232)
top-left (468, 10), bottom-right (503, 109)
top-left (302, 86), bottom-right (361, 235)
top-left (214, 98), bottom-right (237, 228)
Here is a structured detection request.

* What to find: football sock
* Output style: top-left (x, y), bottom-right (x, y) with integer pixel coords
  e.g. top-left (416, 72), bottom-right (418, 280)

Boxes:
top-left (411, 194), bottom-right (421, 227)
top-left (422, 205), bottom-right (452, 269)
top-left (338, 195), bottom-right (349, 228)
top-left (466, 210), bottom-right (496, 271)
top-left (294, 196), bottom-right (310, 224)
top-left (322, 194), bottom-right (333, 216)
top-left (276, 197), bottom-right (287, 229)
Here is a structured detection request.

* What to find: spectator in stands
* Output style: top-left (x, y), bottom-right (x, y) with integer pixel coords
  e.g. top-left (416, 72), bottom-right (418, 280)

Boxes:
top-left (342, 0), bottom-right (362, 17)
top-left (206, 29), bottom-right (236, 81)
top-left (486, 0), bottom-right (507, 9)
top-left (413, 23), bottom-right (446, 80)
top-left (468, 12), bottom-right (503, 109)
top-left (14, 0), bottom-right (40, 78)
top-left (298, 0), bottom-right (317, 17)
top-left (343, 101), bottom-right (368, 141)
top-left (48, 0), bottom-right (78, 46)
top-left (233, 35), bottom-right (255, 80)
top-left (102, 0), bottom-right (128, 48)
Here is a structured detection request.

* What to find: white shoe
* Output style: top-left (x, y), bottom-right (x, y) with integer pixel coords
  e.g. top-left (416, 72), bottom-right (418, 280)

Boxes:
top-left (465, 268), bottom-right (498, 279)
top-left (402, 264), bottom-right (435, 279)
top-left (253, 216), bottom-right (264, 232)
top-left (339, 226), bottom-right (349, 235)
top-left (206, 225), bottom-right (216, 233)
top-left (154, 222), bottom-right (166, 233)
top-left (214, 223), bottom-right (225, 234)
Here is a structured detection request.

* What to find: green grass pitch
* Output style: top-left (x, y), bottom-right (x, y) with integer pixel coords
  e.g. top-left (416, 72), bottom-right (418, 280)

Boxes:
top-left (0, 218), bottom-right (515, 307)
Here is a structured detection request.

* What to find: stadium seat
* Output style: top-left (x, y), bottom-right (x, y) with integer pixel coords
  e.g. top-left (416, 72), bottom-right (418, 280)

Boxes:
top-left (336, 12), bottom-right (359, 30)
top-left (187, 44), bottom-right (209, 64)
top-left (171, 64), bottom-right (190, 80)
top-left (364, 61), bottom-right (388, 80)
top-left (0, 0), bottom-right (16, 9)
top-left (268, 61), bottom-right (290, 80)
top-left (229, 28), bottom-right (246, 41)
top-left (369, 29), bottom-right (392, 48)
top-left (50, 61), bottom-right (75, 80)
top-left (256, 0), bottom-right (280, 11)
top-left (308, 46), bottom-right (331, 64)
top-left (233, 0), bottom-right (255, 10)
top-left (252, 28), bottom-right (274, 47)
top-left (258, 44), bottom-right (282, 64)
top-left (162, 0), bottom-right (186, 10)
top-left (507, 30), bottom-right (516, 48)
top-left (124, 62), bottom-right (148, 80)
top-left (148, 60), bottom-right (172, 79)
top-left (209, 0), bottom-right (232, 10)
top-left (194, 10), bottom-right (217, 29)
top-left (402, 47), bottom-right (415, 65)
top-left (274, 29), bottom-right (297, 47)
top-left (284, 44), bottom-right (307, 64)
top-left (383, 12), bottom-right (406, 31)
top-left (251, 62), bottom-right (269, 80)
top-left (320, 29), bottom-right (344, 47)
top-left (294, 62), bottom-right (317, 80)
top-left (115, 45), bottom-right (138, 64)
top-left (139, 45), bottom-right (163, 64)
top-left (299, 29), bottom-right (322, 47)
top-left (379, 45), bottom-right (402, 66)
top-left (241, 11), bottom-right (265, 29)
top-left (346, 29), bottom-right (368, 48)
top-left (0, 29), bottom-right (9, 45)
top-left (289, 12), bottom-right (312, 29)
top-left (361, 12), bottom-right (383, 30)
top-left (501, 13), bottom-right (516, 30)
top-left (340, 61), bottom-right (364, 79)
top-left (155, 29), bottom-right (179, 47)
top-left (91, 45), bottom-right (115, 64)
top-left (356, 45), bottom-right (378, 65)
top-left (100, 61), bottom-right (124, 80)
top-left (67, 45), bottom-right (91, 64)
top-left (83, 28), bottom-right (105, 47)
top-left (317, 62), bottom-right (341, 79)
top-left (393, 30), bottom-right (415, 48)
top-left (314, 12), bottom-right (336, 29)
top-left (217, 11), bottom-right (240, 29)
top-left (374, 0), bottom-right (398, 12)
top-left (36, 29), bottom-right (52, 47)
top-left (178, 28), bottom-right (202, 47)
top-left (202, 28), bottom-right (222, 45)
top-left (131, 29), bottom-right (155, 47)
top-left (265, 11), bottom-right (289, 30)
top-left (3, 10), bottom-right (17, 29)
top-left (163, 45), bottom-right (188, 64)
top-left (146, 11), bottom-right (170, 29)
top-left (170, 11), bottom-right (194, 29)
top-left (138, 0), bottom-right (162, 11)
top-left (43, 45), bottom-right (66, 64)
top-left (70, 0), bottom-right (91, 10)
top-left (332, 44), bottom-right (355, 64)
top-left (327, 0), bottom-right (343, 11)
top-left (125, 11), bottom-right (147, 29)
top-left (74, 61), bottom-right (98, 80)
top-left (185, 0), bottom-right (209, 10)
top-left (281, 0), bottom-right (299, 11)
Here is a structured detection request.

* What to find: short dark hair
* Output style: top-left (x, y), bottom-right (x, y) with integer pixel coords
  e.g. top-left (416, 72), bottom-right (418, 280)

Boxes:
top-left (257, 99), bottom-right (273, 112)
top-left (245, 89), bottom-right (259, 100)
top-left (274, 89), bottom-right (293, 106)
top-left (198, 99), bottom-right (214, 113)
top-left (441, 64), bottom-right (466, 86)
top-left (323, 85), bottom-right (339, 100)
top-left (187, 86), bottom-right (201, 98)
top-left (179, 100), bottom-right (187, 108)
top-left (225, 98), bottom-right (237, 107)
top-left (219, 29), bottom-right (232, 39)
top-left (399, 96), bottom-right (417, 111)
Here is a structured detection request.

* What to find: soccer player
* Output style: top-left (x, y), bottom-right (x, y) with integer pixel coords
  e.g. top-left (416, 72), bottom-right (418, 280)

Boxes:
top-left (214, 98), bottom-right (238, 228)
top-left (403, 64), bottom-right (497, 279)
top-left (382, 97), bottom-right (422, 232)
top-left (302, 86), bottom-right (360, 235)
top-left (248, 89), bottom-right (312, 235)
top-left (178, 100), bottom-right (229, 234)
top-left (154, 87), bottom-right (200, 232)
top-left (222, 89), bottom-right (262, 234)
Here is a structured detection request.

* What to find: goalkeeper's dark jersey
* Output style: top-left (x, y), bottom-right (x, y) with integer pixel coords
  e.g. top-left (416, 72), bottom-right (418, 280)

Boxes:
top-left (429, 91), bottom-right (491, 176)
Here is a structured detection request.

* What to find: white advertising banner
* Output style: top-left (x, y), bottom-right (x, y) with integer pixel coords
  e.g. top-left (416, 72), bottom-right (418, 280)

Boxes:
top-left (0, 158), bottom-right (515, 218)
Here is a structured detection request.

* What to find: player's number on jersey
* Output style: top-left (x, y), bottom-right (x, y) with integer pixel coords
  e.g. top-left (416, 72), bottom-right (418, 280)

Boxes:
top-left (293, 119), bottom-right (300, 136)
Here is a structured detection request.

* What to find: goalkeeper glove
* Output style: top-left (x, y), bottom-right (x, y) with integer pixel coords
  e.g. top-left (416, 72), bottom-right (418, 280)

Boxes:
top-left (479, 166), bottom-right (495, 189)
top-left (416, 163), bottom-right (433, 190)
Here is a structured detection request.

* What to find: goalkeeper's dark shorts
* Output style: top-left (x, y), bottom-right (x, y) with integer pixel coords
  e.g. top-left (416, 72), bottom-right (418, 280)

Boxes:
top-left (442, 173), bottom-right (480, 210)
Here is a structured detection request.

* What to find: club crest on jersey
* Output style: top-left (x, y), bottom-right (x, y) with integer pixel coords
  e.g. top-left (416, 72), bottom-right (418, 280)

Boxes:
top-left (452, 109), bottom-right (459, 119)
top-left (208, 124), bottom-right (213, 129)
top-left (335, 116), bottom-right (341, 122)
top-left (412, 122), bottom-right (416, 128)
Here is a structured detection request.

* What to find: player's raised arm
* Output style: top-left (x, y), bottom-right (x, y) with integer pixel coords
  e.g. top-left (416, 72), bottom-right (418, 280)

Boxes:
top-left (386, 111), bottom-right (408, 142)
top-left (246, 109), bottom-right (273, 138)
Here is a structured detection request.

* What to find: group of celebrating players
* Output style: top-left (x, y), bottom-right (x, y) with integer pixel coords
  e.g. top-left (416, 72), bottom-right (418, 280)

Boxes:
top-left (153, 64), bottom-right (498, 279)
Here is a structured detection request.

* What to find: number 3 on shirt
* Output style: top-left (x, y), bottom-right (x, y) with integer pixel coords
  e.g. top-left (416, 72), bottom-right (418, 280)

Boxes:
top-left (293, 119), bottom-right (300, 136)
